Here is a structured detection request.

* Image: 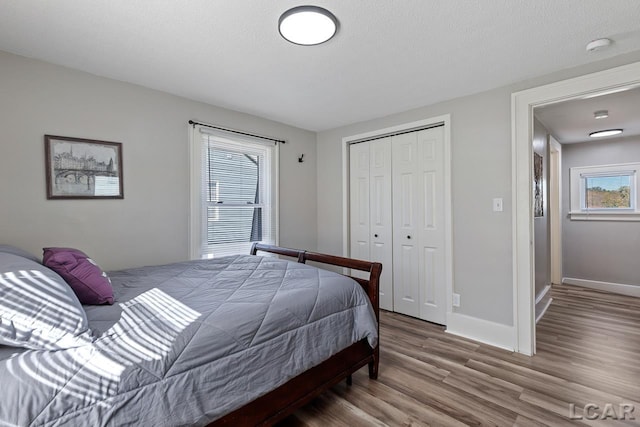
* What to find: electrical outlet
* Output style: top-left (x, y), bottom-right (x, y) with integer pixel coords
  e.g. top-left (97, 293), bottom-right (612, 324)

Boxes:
top-left (452, 293), bottom-right (460, 307)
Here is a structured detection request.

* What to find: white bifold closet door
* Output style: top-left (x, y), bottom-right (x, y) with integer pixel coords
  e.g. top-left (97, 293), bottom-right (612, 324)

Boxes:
top-left (349, 126), bottom-right (445, 324)
top-left (349, 138), bottom-right (393, 310)
top-left (392, 127), bottom-right (446, 324)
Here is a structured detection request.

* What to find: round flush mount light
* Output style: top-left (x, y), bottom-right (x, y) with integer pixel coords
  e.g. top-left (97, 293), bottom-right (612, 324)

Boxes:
top-left (279, 6), bottom-right (338, 45)
top-left (593, 110), bottom-right (609, 119)
top-left (586, 38), bottom-right (612, 52)
top-left (589, 129), bottom-right (623, 138)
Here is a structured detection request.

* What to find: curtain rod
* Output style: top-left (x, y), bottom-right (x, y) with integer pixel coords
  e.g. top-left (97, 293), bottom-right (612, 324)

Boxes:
top-left (188, 120), bottom-right (286, 144)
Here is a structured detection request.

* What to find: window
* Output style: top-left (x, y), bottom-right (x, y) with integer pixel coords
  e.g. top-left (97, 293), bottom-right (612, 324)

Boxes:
top-left (583, 174), bottom-right (631, 209)
top-left (190, 126), bottom-right (278, 258)
top-left (569, 162), bottom-right (640, 221)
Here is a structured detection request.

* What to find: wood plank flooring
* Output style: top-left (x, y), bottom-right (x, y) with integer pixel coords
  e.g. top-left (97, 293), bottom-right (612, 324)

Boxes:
top-left (278, 285), bottom-right (640, 426)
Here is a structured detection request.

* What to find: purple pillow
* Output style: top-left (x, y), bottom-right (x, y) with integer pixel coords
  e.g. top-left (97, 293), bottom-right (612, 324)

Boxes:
top-left (43, 247), bottom-right (114, 305)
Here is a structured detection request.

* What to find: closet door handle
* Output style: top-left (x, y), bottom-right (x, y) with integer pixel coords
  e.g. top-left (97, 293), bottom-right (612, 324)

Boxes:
top-left (374, 234), bottom-right (379, 238)
top-left (407, 235), bottom-right (411, 239)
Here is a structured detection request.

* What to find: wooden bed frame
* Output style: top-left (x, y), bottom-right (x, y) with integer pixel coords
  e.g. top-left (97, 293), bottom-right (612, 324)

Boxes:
top-left (211, 243), bottom-right (381, 426)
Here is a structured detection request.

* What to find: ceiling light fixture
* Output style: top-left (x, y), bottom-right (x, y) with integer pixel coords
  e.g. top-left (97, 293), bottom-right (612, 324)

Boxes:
top-left (586, 38), bottom-right (612, 52)
top-left (593, 110), bottom-right (609, 119)
top-left (589, 129), bottom-right (623, 138)
top-left (279, 6), bottom-right (338, 46)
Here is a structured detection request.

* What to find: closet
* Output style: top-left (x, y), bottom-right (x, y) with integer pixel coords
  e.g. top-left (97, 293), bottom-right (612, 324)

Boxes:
top-left (349, 126), bottom-right (446, 324)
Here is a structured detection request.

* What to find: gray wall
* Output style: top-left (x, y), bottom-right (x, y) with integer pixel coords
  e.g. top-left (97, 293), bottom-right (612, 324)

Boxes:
top-left (562, 136), bottom-right (640, 285)
top-left (533, 119), bottom-right (550, 296)
top-left (0, 51), bottom-right (317, 270)
top-left (3, 47), bottom-right (640, 327)
top-left (318, 90), bottom-right (514, 325)
top-left (317, 52), bottom-right (640, 326)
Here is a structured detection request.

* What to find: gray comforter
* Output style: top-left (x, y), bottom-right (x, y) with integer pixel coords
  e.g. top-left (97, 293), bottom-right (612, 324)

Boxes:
top-left (0, 255), bottom-right (378, 426)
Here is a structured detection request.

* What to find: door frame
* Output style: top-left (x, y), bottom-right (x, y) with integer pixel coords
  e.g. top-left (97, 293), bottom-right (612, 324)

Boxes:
top-left (548, 136), bottom-right (562, 286)
top-left (512, 61), bottom-right (640, 355)
top-left (341, 115), bottom-right (452, 325)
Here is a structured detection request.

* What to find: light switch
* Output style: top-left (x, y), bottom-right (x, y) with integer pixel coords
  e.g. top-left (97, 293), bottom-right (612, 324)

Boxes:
top-left (493, 198), bottom-right (503, 212)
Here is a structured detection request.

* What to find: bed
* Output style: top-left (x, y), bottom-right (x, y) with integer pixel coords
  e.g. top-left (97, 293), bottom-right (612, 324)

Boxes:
top-left (0, 243), bottom-right (381, 426)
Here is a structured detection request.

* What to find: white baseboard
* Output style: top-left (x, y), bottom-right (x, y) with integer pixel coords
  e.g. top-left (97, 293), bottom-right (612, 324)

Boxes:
top-left (445, 312), bottom-right (515, 351)
top-left (535, 284), bottom-right (552, 323)
top-left (562, 277), bottom-right (640, 298)
top-left (535, 298), bottom-right (552, 323)
top-left (535, 284), bottom-right (551, 304)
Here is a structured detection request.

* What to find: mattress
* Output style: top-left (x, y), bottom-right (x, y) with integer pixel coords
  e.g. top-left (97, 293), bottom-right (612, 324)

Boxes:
top-left (0, 254), bottom-right (378, 426)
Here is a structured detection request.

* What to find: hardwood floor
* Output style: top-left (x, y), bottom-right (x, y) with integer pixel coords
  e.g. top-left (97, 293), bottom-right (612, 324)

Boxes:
top-left (279, 285), bottom-right (640, 426)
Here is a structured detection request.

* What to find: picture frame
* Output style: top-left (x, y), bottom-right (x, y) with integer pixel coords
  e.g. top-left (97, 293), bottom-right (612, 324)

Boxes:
top-left (533, 152), bottom-right (543, 217)
top-left (45, 135), bottom-right (124, 199)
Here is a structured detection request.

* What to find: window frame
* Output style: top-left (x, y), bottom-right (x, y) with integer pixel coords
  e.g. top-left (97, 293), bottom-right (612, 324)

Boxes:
top-left (189, 125), bottom-right (279, 259)
top-left (569, 162), bottom-right (640, 221)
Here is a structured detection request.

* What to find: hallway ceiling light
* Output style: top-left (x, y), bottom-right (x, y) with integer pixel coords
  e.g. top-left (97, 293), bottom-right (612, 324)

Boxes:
top-left (279, 6), bottom-right (338, 45)
top-left (589, 129), bottom-right (623, 138)
top-left (593, 110), bottom-right (609, 119)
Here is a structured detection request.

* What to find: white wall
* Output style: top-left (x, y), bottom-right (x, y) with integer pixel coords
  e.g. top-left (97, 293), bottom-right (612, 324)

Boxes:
top-left (0, 51), bottom-right (317, 270)
top-left (562, 136), bottom-right (640, 286)
top-left (317, 51), bottom-right (640, 328)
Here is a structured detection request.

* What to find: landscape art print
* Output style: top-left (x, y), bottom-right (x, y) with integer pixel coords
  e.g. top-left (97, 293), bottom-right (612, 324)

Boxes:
top-left (533, 152), bottom-right (543, 217)
top-left (45, 135), bottom-right (123, 199)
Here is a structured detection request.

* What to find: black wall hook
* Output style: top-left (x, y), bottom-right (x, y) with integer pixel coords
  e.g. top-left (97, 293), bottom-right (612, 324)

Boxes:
top-left (298, 154), bottom-right (304, 163)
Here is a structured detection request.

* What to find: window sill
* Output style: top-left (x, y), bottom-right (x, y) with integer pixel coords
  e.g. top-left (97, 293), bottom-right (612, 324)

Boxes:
top-left (569, 211), bottom-right (640, 221)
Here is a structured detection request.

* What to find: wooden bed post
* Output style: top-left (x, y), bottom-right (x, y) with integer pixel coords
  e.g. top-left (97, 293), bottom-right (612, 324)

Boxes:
top-left (367, 262), bottom-right (381, 380)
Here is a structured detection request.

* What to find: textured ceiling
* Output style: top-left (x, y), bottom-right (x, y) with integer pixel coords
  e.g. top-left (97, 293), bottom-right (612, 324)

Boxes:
top-left (0, 1), bottom-right (639, 131)
top-left (536, 86), bottom-right (640, 144)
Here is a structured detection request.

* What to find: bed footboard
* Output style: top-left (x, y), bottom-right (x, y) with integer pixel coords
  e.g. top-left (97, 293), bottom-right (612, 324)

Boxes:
top-left (210, 244), bottom-right (382, 426)
top-left (250, 243), bottom-right (381, 319)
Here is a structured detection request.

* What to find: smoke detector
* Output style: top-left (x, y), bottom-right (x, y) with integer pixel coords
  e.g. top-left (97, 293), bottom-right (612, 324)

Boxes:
top-left (586, 38), bottom-right (612, 52)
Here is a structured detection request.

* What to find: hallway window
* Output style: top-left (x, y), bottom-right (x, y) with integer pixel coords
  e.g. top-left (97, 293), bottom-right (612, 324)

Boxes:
top-left (569, 162), bottom-right (640, 221)
top-left (584, 174), bottom-right (631, 209)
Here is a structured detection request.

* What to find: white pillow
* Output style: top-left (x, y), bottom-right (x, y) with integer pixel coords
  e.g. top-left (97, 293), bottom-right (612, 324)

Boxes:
top-left (0, 253), bottom-right (94, 350)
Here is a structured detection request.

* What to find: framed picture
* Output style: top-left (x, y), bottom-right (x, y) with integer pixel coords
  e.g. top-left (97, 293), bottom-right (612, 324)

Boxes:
top-left (45, 135), bottom-right (124, 199)
top-left (533, 152), bottom-right (543, 217)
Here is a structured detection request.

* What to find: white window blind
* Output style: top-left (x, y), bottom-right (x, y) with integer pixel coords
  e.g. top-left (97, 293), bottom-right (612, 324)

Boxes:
top-left (191, 127), bottom-right (278, 258)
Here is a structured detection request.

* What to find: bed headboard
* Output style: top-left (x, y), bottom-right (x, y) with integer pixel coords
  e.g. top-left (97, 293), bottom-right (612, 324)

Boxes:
top-left (250, 243), bottom-right (382, 322)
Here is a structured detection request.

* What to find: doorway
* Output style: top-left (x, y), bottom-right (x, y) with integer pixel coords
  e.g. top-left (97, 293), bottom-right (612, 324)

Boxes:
top-left (548, 136), bottom-right (562, 286)
top-left (512, 61), bottom-right (640, 356)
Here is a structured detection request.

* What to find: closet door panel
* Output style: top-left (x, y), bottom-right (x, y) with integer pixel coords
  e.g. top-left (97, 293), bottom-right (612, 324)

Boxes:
top-left (369, 138), bottom-right (393, 311)
top-left (349, 143), bottom-right (370, 265)
top-left (422, 247), bottom-right (437, 304)
top-left (392, 133), bottom-right (420, 317)
top-left (417, 127), bottom-right (446, 324)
